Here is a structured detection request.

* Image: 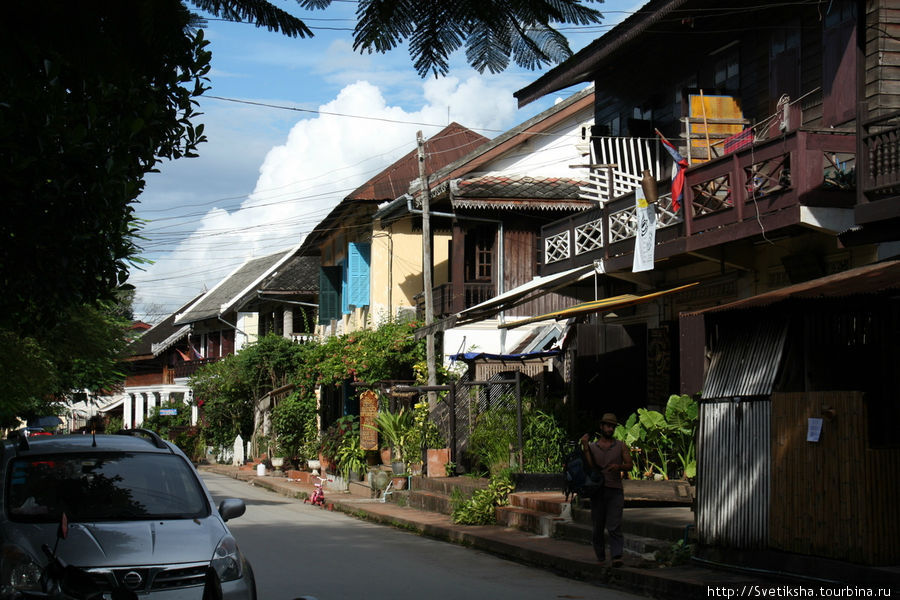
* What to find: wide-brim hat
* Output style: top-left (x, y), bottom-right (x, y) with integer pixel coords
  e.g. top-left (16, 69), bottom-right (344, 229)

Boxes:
top-left (600, 413), bottom-right (619, 426)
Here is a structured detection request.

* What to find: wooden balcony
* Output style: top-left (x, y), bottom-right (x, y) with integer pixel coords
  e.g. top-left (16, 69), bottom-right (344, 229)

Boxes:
top-left (173, 357), bottom-right (219, 379)
top-left (858, 107), bottom-right (900, 225)
top-left (541, 130), bottom-right (857, 274)
top-left (416, 281), bottom-right (495, 318)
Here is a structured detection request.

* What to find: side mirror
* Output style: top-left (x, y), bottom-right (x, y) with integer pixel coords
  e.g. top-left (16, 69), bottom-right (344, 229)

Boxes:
top-left (217, 498), bottom-right (246, 522)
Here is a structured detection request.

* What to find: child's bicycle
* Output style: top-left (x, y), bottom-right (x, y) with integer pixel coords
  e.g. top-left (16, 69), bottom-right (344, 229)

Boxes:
top-left (304, 475), bottom-right (327, 507)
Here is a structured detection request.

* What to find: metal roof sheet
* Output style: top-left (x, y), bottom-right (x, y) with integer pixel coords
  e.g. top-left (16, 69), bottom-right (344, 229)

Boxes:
top-left (683, 259), bottom-right (900, 316)
top-left (499, 282), bottom-right (699, 330)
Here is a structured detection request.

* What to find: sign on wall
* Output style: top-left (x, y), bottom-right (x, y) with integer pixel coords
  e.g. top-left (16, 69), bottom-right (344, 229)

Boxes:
top-left (360, 389), bottom-right (379, 451)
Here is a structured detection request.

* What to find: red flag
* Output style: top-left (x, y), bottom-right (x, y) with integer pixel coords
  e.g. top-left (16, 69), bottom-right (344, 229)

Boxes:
top-left (656, 130), bottom-right (688, 213)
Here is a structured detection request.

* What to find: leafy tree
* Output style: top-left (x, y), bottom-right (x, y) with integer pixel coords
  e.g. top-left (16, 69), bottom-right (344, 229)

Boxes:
top-left (190, 355), bottom-right (254, 449)
top-left (0, 295), bottom-right (134, 429)
top-left (0, 1), bottom-right (211, 335)
top-left (195, 0), bottom-right (604, 77)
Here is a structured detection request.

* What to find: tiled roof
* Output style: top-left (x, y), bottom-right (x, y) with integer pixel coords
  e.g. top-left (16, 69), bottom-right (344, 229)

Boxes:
top-left (450, 174), bottom-right (594, 211)
top-left (125, 294), bottom-right (203, 358)
top-left (175, 250), bottom-right (292, 324)
top-left (259, 255), bottom-right (319, 293)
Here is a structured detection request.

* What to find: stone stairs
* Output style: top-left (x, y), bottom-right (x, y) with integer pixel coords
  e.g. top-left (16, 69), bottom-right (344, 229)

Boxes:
top-left (385, 475), bottom-right (695, 560)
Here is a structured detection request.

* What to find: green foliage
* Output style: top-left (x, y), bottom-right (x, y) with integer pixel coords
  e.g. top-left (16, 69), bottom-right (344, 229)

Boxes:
top-left (655, 540), bottom-right (694, 566)
top-left (1, 1), bottom-right (211, 334)
top-left (0, 295), bottom-right (133, 428)
top-left (522, 411), bottom-right (566, 473)
top-left (190, 355), bottom-right (254, 450)
top-left (237, 334), bottom-right (307, 401)
top-left (319, 415), bottom-right (357, 464)
top-left (271, 392), bottom-right (318, 463)
top-left (369, 408), bottom-right (416, 465)
top-left (334, 419), bottom-right (366, 480)
top-left (469, 406), bottom-right (566, 476)
top-left (105, 415), bottom-right (124, 434)
top-left (143, 401), bottom-right (202, 460)
top-left (450, 471), bottom-right (515, 525)
top-left (413, 401), bottom-right (446, 450)
top-left (614, 394), bottom-right (699, 480)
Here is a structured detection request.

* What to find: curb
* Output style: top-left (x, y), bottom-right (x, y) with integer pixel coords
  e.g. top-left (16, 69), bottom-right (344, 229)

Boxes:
top-left (200, 465), bottom-right (771, 600)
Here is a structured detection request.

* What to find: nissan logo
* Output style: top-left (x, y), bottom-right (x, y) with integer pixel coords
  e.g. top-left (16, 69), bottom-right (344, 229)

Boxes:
top-left (123, 571), bottom-right (143, 589)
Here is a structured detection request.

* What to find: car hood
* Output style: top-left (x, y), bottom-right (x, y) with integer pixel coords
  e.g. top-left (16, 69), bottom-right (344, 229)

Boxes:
top-left (9, 518), bottom-right (228, 567)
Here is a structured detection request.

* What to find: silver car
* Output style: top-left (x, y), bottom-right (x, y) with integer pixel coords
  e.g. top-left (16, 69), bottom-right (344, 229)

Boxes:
top-left (0, 430), bottom-right (256, 599)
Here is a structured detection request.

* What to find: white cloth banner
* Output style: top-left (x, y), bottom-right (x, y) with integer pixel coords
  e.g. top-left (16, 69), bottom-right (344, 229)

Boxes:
top-left (632, 187), bottom-right (657, 272)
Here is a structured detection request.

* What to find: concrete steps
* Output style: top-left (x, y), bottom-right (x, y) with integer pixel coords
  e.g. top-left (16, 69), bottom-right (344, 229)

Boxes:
top-left (386, 474), bottom-right (695, 560)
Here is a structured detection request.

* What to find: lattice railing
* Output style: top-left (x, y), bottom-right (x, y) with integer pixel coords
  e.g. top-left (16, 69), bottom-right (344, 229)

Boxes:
top-left (691, 173), bottom-right (733, 216)
top-left (608, 205), bottom-right (638, 243)
top-left (544, 230), bottom-right (571, 263)
top-left (574, 216), bottom-right (603, 255)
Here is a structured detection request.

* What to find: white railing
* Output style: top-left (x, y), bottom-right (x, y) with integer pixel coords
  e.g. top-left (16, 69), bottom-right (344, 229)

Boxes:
top-left (543, 193), bottom-right (683, 263)
top-left (579, 137), bottom-right (663, 204)
top-left (544, 230), bottom-right (571, 264)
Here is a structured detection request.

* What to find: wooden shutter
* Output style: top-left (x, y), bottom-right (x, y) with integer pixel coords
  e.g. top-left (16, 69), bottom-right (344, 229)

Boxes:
top-left (347, 242), bottom-right (371, 308)
top-left (318, 266), bottom-right (342, 324)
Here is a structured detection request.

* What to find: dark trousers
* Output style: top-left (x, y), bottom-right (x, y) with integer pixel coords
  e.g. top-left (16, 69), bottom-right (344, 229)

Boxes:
top-left (589, 487), bottom-right (624, 561)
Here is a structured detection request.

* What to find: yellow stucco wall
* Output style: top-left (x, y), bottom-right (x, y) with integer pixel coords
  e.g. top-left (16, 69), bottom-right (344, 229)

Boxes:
top-left (370, 218), bottom-right (449, 322)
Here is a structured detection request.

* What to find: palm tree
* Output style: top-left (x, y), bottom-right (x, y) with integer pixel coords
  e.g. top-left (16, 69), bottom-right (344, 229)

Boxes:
top-left (187, 0), bottom-right (604, 76)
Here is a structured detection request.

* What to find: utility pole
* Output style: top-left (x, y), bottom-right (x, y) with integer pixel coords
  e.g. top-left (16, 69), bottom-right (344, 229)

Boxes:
top-left (416, 131), bottom-right (438, 404)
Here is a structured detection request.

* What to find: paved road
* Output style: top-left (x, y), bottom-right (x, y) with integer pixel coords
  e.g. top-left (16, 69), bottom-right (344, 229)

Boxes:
top-left (201, 472), bottom-right (643, 600)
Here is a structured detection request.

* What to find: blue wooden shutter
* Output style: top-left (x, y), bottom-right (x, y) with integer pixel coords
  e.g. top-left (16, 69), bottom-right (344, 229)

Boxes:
top-left (347, 242), bottom-right (371, 308)
top-left (318, 266), bottom-right (342, 324)
top-left (340, 259), bottom-right (350, 315)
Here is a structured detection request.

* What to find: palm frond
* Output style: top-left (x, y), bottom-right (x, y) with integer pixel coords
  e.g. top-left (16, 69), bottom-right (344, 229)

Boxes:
top-left (187, 0), bottom-right (314, 38)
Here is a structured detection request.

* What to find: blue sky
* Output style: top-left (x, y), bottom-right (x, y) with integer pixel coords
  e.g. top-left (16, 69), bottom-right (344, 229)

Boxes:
top-left (130, 0), bottom-right (639, 321)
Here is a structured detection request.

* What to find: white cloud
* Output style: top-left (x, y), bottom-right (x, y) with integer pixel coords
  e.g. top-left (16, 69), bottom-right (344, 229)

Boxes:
top-left (130, 76), bottom-right (521, 320)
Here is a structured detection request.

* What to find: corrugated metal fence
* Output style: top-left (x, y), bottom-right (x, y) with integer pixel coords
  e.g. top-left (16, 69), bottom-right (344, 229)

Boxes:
top-left (698, 399), bottom-right (771, 549)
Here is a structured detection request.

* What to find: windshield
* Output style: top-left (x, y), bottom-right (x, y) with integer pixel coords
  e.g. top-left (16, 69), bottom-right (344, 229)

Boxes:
top-left (6, 452), bottom-right (210, 523)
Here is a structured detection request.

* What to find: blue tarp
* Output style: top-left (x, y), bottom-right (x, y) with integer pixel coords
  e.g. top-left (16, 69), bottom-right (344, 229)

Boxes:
top-left (449, 350), bottom-right (559, 362)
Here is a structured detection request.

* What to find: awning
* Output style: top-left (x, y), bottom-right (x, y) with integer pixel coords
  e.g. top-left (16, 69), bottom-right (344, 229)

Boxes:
top-left (499, 282), bottom-right (699, 329)
top-left (457, 262), bottom-right (600, 324)
top-left (681, 259), bottom-right (900, 316)
top-left (450, 350), bottom-right (559, 362)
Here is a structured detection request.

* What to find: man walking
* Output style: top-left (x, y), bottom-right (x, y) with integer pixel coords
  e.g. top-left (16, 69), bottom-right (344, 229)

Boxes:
top-left (580, 412), bottom-right (633, 567)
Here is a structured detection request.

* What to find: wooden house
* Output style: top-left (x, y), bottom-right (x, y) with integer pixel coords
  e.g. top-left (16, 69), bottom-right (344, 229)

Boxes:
top-left (683, 259), bottom-right (900, 576)
top-left (305, 123), bottom-right (487, 337)
top-left (504, 0), bottom-right (900, 424)
top-left (374, 86), bottom-right (600, 362)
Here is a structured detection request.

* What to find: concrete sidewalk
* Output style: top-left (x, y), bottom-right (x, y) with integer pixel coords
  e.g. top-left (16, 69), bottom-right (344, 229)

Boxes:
top-left (200, 464), bottom-right (805, 599)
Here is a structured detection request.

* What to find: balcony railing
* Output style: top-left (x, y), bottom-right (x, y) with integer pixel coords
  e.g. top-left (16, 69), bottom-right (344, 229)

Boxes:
top-left (416, 281), bottom-right (496, 318)
top-left (542, 130), bottom-right (856, 273)
top-left (173, 358), bottom-right (219, 379)
top-left (861, 108), bottom-right (900, 199)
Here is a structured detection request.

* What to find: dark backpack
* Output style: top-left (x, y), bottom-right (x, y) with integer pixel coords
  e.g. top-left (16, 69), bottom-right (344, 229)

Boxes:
top-left (563, 444), bottom-right (604, 501)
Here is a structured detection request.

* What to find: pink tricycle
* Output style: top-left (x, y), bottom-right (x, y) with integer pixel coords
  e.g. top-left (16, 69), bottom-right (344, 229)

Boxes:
top-left (304, 475), bottom-right (327, 507)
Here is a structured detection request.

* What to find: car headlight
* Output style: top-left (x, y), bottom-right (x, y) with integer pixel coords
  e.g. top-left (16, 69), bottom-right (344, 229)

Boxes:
top-left (210, 536), bottom-right (243, 583)
top-left (0, 546), bottom-right (42, 596)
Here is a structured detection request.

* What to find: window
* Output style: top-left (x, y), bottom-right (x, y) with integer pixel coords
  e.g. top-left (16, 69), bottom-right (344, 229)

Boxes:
top-left (465, 227), bottom-right (495, 282)
top-left (6, 453), bottom-right (209, 523)
top-left (822, 0), bottom-right (856, 126)
top-left (346, 242), bottom-right (371, 308)
top-left (770, 24), bottom-right (801, 104)
top-left (318, 266), bottom-right (342, 324)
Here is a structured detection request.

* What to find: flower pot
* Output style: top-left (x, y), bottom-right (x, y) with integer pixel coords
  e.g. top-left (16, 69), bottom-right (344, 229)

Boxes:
top-left (391, 476), bottom-right (407, 490)
top-left (307, 459), bottom-right (321, 475)
top-left (270, 457), bottom-right (285, 469)
top-left (380, 448), bottom-right (392, 465)
top-left (391, 461), bottom-right (405, 475)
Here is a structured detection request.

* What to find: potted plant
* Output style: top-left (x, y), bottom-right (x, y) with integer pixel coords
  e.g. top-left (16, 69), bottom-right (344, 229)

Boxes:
top-left (414, 401), bottom-right (450, 477)
top-left (369, 409), bottom-right (415, 474)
